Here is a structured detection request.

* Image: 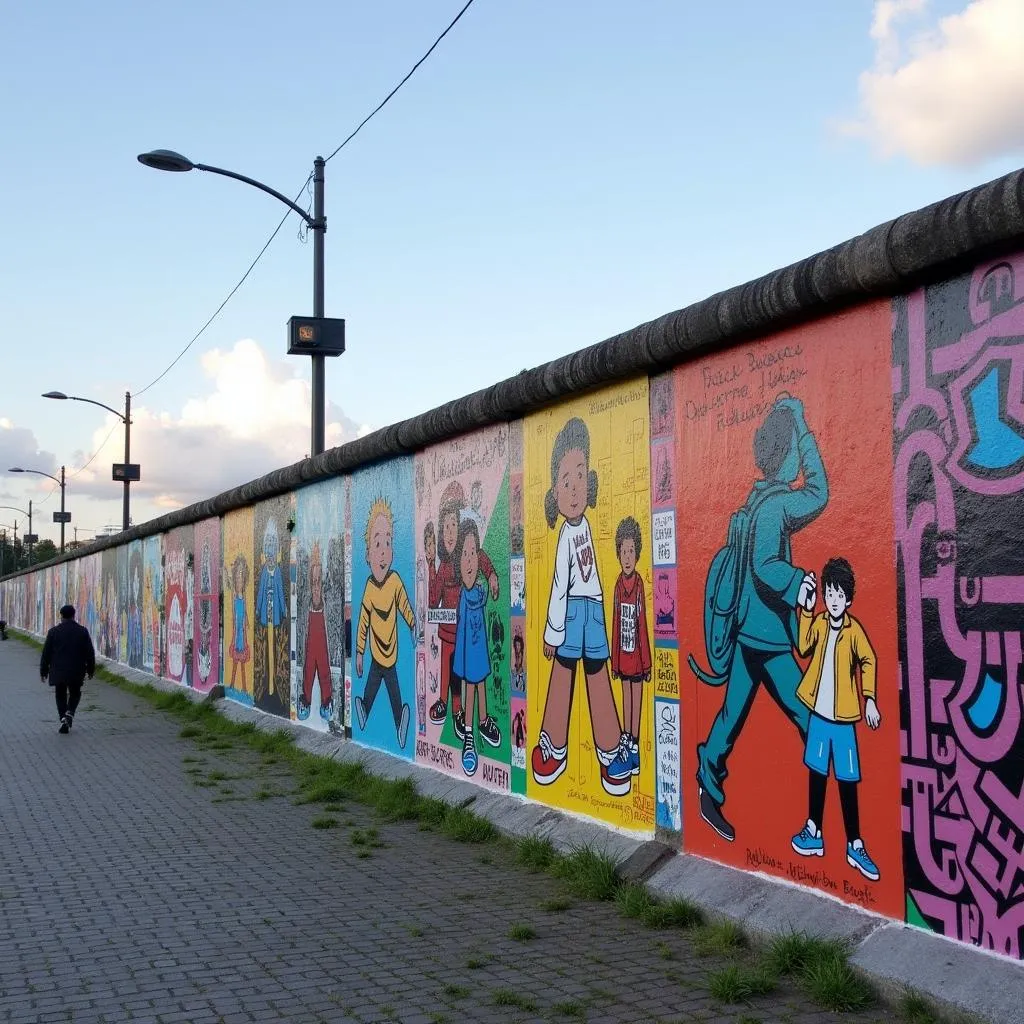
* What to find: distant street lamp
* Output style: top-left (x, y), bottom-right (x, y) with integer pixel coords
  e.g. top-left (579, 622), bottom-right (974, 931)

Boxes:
top-left (137, 148), bottom-right (338, 457)
top-left (0, 503), bottom-right (33, 566)
top-left (9, 465), bottom-right (67, 552)
top-left (42, 391), bottom-right (134, 532)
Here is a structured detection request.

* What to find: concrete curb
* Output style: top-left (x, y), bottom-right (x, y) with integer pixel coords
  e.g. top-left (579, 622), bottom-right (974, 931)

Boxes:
top-left (97, 652), bottom-right (1024, 1024)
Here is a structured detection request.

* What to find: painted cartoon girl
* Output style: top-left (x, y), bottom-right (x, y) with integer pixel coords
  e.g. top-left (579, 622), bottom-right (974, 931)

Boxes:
top-left (451, 518), bottom-right (501, 775)
top-left (427, 480), bottom-right (498, 739)
top-left (225, 553), bottom-right (250, 691)
top-left (532, 417), bottom-right (632, 796)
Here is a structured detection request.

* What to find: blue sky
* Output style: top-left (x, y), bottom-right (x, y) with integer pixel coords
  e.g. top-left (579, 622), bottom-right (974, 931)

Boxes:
top-left (2, 0), bottom-right (1021, 542)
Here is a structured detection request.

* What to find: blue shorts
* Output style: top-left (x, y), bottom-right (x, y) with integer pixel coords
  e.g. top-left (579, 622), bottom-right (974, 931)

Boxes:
top-left (559, 597), bottom-right (610, 662)
top-left (804, 714), bottom-right (861, 782)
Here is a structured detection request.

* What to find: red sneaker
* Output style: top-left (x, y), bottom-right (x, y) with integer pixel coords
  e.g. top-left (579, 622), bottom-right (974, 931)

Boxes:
top-left (531, 733), bottom-right (566, 786)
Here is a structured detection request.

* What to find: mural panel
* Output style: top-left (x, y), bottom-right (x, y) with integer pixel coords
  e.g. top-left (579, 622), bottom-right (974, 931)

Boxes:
top-left (350, 457), bottom-right (417, 760)
top-left (293, 478), bottom-right (345, 732)
top-left (143, 535), bottom-right (163, 676)
top-left (678, 303), bottom-right (904, 916)
top-left (413, 425), bottom-right (511, 791)
top-left (117, 545), bottom-right (129, 664)
top-left (252, 495), bottom-right (292, 717)
top-left (100, 547), bottom-right (118, 661)
top-left (509, 421), bottom-right (527, 795)
top-left (895, 254), bottom-right (1024, 957)
top-left (192, 518), bottom-right (221, 694)
top-left (650, 371), bottom-right (682, 835)
top-left (164, 526), bottom-right (194, 686)
top-left (524, 379), bottom-right (655, 831)
top-left (223, 507), bottom-right (255, 705)
top-left (126, 541), bottom-right (144, 669)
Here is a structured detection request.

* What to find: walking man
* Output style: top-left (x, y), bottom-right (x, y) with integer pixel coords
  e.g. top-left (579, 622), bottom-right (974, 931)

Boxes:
top-left (40, 605), bottom-right (95, 734)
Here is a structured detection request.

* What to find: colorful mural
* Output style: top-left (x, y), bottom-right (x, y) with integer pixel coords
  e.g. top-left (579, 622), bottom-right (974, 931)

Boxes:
top-left (126, 541), bottom-right (144, 669)
top-left (164, 526), bottom-right (193, 686)
top-left (223, 507), bottom-right (255, 705)
top-left (350, 457), bottom-right (417, 760)
top-left (143, 535), bottom-right (163, 676)
top-left (5, 242), bottom-right (1024, 964)
top-left (524, 380), bottom-right (655, 831)
top-left (294, 479), bottom-right (346, 732)
top-left (414, 425), bottom-right (512, 791)
top-left (894, 255), bottom-right (1024, 956)
top-left (650, 371), bottom-right (682, 835)
top-left (192, 517), bottom-right (221, 694)
top-left (678, 305), bottom-right (904, 917)
top-left (252, 495), bottom-right (292, 718)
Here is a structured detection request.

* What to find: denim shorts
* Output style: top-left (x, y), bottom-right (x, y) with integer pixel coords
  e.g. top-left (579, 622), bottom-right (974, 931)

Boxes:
top-left (559, 596), bottom-right (610, 662)
top-left (804, 713), bottom-right (861, 782)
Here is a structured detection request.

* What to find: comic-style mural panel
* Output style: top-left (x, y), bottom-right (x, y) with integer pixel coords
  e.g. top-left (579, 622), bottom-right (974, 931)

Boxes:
top-left (100, 547), bottom-right (118, 661)
top-left (650, 371), bottom-right (683, 835)
top-left (164, 525), bottom-right (194, 687)
top-left (509, 421), bottom-right (527, 795)
top-left (252, 495), bottom-right (292, 718)
top-left (524, 380), bottom-right (655, 832)
top-left (143, 535), bottom-right (163, 676)
top-left (293, 479), bottom-right (345, 732)
top-left (125, 541), bottom-right (144, 669)
top-left (678, 303), bottom-right (904, 917)
top-left (895, 254), bottom-right (1024, 957)
top-left (350, 457), bottom-right (417, 760)
top-left (413, 425), bottom-right (511, 791)
top-left (192, 518), bottom-right (221, 694)
top-left (223, 507), bottom-right (255, 705)
top-left (117, 545), bottom-right (129, 664)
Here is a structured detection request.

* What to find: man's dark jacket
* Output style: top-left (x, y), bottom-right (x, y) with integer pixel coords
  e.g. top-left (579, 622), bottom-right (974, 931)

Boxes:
top-left (40, 620), bottom-right (96, 687)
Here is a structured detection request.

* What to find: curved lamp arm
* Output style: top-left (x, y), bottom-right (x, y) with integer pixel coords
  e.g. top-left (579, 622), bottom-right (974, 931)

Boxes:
top-left (9, 468), bottom-right (60, 486)
top-left (195, 163), bottom-right (317, 227)
top-left (43, 392), bottom-right (127, 423)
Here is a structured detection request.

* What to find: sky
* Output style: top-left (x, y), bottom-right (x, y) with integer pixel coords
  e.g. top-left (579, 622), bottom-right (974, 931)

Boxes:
top-left (2, 0), bottom-right (1023, 544)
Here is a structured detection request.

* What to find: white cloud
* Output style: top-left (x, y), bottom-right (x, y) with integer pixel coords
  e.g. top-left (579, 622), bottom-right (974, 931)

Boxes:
top-left (842, 0), bottom-right (1024, 166)
top-left (66, 340), bottom-right (372, 519)
top-left (0, 420), bottom-right (57, 482)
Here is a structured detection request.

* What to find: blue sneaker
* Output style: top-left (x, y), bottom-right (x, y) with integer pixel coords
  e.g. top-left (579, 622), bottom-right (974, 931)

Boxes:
top-left (319, 698), bottom-right (334, 723)
top-left (847, 841), bottom-right (880, 881)
top-left (628, 739), bottom-right (640, 777)
top-left (462, 733), bottom-right (478, 777)
top-left (296, 698), bottom-right (311, 722)
top-left (791, 821), bottom-right (824, 857)
top-left (601, 741), bottom-right (633, 796)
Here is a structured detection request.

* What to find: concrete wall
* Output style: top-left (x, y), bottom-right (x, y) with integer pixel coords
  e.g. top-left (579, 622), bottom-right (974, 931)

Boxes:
top-left (5, 173), bottom-right (1024, 962)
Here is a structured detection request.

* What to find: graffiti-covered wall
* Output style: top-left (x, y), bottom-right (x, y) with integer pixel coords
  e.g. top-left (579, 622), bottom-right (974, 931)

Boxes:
top-left (4, 216), bottom-right (1024, 961)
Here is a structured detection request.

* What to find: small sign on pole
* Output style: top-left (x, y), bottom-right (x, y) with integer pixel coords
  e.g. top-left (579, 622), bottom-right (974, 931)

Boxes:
top-left (112, 464), bottom-right (141, 482)
top-left (23, 533), bottom-right (38, 544)
top-left (53, 511), bottom-right (72, 524)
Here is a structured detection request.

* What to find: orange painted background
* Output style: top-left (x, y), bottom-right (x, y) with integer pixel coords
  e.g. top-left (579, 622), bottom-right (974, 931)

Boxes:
top-left (675, 301), bottom-right (904, 918)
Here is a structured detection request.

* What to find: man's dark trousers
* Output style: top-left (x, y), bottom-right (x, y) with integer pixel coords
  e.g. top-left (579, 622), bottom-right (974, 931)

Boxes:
top-left (55, 682), bottom-right (83, 722)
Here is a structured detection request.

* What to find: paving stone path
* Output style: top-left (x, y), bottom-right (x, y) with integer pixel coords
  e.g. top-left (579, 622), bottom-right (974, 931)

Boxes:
top-left (0, 637), bottom-right (888, 1024)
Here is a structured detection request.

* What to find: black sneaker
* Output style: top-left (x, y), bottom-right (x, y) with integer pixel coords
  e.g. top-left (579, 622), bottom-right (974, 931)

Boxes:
top-left (478, 715), bottom-right (501, 748)
top-left (428, 699), bottom-right (447, 725)
top-left (58, 716), bottom-right (69, 735)
top-left (699, 785), bottom-right (735, 842)
top-left (65, 714), bottom-right (73, 732)
top-left (453, 708), bottom-right (466, 742)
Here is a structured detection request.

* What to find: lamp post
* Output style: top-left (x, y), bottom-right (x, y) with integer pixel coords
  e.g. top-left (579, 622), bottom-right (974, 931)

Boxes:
top-left (42, 391), bottom-right (132, 532)
top-left (136, 149), bottom-right (329, 457)
top-left (0, 504), bottom-right (32, 566)
top-left (9, 465), bottom-right (66, 552)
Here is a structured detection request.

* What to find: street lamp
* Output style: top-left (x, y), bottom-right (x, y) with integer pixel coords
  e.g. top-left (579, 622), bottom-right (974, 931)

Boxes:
top-left (0, 504), bottom-right (33, 566)
top-left (42, 391), bottom-right (134, 532)
top-left (137, 148), bottom-right (334, 457)
top-left (9, 465), bottom-right (67, 552)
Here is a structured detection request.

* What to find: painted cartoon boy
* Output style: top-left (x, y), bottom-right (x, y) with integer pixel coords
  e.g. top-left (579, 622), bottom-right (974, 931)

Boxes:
top-left (297, 541), bottom-right (333, 723)
top-left (611, 516), bottom-right (652, 777)
top-left (791, 558), bottom-right (881, 882)
top-left (355, 497), bottom-right (415, 749)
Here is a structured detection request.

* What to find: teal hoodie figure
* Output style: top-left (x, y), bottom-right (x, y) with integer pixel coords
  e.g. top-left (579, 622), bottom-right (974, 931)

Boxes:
top-left (695, 395), bottom-right (828, 843)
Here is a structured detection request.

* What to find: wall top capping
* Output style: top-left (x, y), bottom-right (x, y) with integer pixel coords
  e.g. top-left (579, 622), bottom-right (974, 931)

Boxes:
top-left (6, 166), bottom-right (1024, 579)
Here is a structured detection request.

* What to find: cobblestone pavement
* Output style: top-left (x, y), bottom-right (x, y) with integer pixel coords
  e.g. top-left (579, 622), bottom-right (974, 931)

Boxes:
top-left (0, 638), bottom-right (889, 1024)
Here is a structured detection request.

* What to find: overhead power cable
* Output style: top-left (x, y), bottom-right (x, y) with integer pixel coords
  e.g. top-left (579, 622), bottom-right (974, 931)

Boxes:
top-left (129, 0), bottom-right (479, 400)
top-left (324, 0), bottom-right (478, 163)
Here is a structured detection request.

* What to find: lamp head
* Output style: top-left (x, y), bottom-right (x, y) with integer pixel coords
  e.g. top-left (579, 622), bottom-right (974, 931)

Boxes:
top-left (42, 391), bottom-right (67, 400)
top-left (9, 468), bottom-right (23, 473)
top-left (137, 150), bottom-right (195, 173)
